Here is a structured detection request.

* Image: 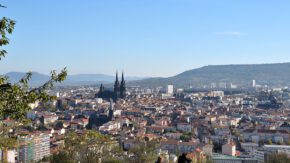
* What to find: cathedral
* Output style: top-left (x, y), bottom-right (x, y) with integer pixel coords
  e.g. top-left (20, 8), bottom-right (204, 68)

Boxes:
top-left (97, 72), bottom-right (126, 102)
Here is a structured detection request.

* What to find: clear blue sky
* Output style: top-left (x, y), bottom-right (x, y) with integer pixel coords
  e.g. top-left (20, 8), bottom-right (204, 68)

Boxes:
top-left (1, 0), bottom-right (290, 77)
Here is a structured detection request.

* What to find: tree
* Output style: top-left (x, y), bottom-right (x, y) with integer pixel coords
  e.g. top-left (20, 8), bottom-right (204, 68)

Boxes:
top-left (206, 155), bottom-right (214, 163)
top-left (126, 140), bottom-right (160, 163)
top-left (267, 140), bottom-right (273, 145)
top-left (180, 134), bottom-right (191, 142)
top-left (46, 151), bottom-right (74, 163)
top-left (266, 153), bottom-right (290, 163)
top-left (0, 4), bottom-right (67, 120)
top-left (0, 5), bottom-right (15, 60)
top-left (0, 3), bottom-right (67, 157)
top-left (52, 131), bottom-right (121, 163)
top-left (177, 153), bottom-right (191, 163)
top-left (53, 129), bottom-right (159, 163)
top-left (258, 140), bottom-right (264, 146)
top-left (277, 141), bottom-right (283, 145)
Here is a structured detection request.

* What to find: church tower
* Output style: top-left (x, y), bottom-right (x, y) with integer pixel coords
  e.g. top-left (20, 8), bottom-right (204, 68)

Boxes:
top-left (114, 72), bottom-right (120, 101)
top-left (120, 72), bottom-right (126, 99)
top-left (97, 83), bottom-right (105, 98)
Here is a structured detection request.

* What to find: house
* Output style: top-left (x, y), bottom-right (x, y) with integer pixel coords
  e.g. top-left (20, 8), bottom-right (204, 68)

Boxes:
top-left (222, 141), bottom-right (236, 156)
top-left (69, 122), bottom-right (78, 130)
top-left (202, 144), bottom-right (213, 156)
top-left (241, 143), bottom-right (259, 155)
top-left (41, 114), bottom-right (58, 125)
top-left (177, 123), bottom-right (192, 132)
top-left (243, 129), bottom-right (289, 143)
top-left (263, 145), bottom-right (290, 154)
top-left (161, 140), bottom-right (199, 154)
top-left (164, 133), bottom-right (183, 140)
top-left (146, 126), bottom-right (168, 134)
top-left (50, 128), bottom-right (66, 137)
top-left (99, 121), bottom-right (121, 134)
top-left (213, 153), bottom-right (258, 163)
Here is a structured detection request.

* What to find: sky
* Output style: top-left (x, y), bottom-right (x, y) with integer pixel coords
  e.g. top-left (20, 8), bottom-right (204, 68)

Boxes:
top-left (1, 0), bottom-right (290, 77)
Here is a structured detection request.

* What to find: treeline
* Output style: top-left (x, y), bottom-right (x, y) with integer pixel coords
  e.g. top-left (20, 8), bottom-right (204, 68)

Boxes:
top-left (45, 131), bottom-right (160, 163)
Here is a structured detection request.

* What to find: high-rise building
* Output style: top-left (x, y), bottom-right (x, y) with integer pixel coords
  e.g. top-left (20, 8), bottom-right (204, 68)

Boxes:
top-left (0, 149), bottom-right (16, 163)
top-left (167, 85), bottom-right (174, 94)
top-left (56, 92), bottom-right (60, 98)
top-left (211, 83), bottom-right (217, 89)
top-left (252, 80), bottom-right (256, 87)
top-left (18, 133), bottom-right (50, 163)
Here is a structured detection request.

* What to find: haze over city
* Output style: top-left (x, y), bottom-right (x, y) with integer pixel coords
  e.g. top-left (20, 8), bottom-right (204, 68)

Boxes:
top-left (1, 0), bottom-right (290, 77)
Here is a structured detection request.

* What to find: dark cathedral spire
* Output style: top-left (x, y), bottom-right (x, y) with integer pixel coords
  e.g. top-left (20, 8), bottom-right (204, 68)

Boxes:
top-left (100, 83), bottom-right (104, 92)
top-left (97, 83), bottom-right (105, 98)
top-left (121, 72), bottom-right (125, 82)
top-left (120, 72), bottom-right (126, 99)
top-left (114, 71), bottom-right (120, 101)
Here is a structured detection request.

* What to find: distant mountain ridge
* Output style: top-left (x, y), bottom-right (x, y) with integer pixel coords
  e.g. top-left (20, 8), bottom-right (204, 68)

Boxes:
top-left (5, 62), bottom-right (290, 88)
top-left (3, 72), bottom-right (147, 86)
top-left (129, 62), bottom-right (290, 88)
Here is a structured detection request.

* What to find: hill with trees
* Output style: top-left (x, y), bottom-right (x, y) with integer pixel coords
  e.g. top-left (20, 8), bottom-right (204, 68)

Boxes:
top-left (129, 63), bottom-right (290, 88)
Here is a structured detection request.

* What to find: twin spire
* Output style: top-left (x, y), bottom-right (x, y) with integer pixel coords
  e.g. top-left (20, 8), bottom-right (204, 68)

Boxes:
top-left (114, 71), bottom-right (126, 100)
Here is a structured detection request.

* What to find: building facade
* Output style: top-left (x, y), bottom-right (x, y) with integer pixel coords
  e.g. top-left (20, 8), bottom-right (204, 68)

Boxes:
top-left (18, 133), bottom-right (50, 163)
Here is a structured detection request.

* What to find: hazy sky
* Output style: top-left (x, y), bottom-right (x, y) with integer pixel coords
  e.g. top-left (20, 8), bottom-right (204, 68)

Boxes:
top-left (1, 0), bottom-right (290, 77)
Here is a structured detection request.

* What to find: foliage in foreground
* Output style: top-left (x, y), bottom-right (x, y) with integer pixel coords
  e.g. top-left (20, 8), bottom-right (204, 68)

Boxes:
top-left (0, 4), bottom-right (67, 151)
top-left (49, 131), bottom-right (161, 163)
top-left (266, 153), bottom-right (290, 163)
top-left (49, 131), bottom-right (122, 163)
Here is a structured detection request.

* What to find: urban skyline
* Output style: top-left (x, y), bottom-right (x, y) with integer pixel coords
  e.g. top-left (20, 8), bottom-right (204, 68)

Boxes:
top-left (2, 1), bottom-right (290, 162)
